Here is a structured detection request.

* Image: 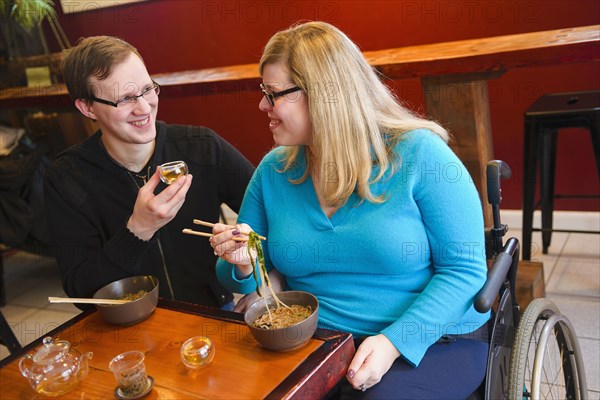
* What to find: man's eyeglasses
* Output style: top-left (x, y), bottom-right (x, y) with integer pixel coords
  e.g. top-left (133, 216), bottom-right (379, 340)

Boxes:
top-left (260, 83), bottom-right (301, 107)
top-left (88, 82), bottom-right (160, 108)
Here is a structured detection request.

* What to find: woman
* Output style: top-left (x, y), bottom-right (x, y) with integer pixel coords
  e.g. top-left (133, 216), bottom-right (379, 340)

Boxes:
top-left (212, 22), bottom-right (490, 398)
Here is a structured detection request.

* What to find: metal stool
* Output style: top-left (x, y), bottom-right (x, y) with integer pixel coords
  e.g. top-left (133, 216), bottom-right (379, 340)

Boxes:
top-left (522, 90), bottom-right (600, 260)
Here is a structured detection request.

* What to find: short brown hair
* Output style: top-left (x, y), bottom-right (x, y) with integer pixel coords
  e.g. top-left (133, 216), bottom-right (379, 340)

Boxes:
top-left (62, 36), bottom-right (143, 100)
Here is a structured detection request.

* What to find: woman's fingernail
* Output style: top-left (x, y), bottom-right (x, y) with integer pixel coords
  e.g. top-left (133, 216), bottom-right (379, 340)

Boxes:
top-left (347, 369), bottom-right (355, 379)
top-left (232, 229), bottom-right (240, 236)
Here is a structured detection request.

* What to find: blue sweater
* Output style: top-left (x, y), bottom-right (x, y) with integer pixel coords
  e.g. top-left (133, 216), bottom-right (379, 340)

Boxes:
top-left (217, 129), bottom-right (489, 366)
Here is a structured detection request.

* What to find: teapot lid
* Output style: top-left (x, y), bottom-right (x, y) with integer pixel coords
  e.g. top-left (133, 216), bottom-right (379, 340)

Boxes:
top-left (32, 337), bottom-right (70, 364)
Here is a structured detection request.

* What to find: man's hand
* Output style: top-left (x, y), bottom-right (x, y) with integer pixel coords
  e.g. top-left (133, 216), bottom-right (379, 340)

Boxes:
top-left (127, 170), bottom-right (192, 241)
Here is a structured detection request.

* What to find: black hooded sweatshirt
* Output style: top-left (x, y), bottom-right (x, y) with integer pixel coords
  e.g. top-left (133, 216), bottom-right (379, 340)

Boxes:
top-left (44, 122), bottom-right (254, 308)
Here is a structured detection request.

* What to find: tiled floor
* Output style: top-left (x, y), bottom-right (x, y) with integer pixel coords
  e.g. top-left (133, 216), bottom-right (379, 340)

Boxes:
top-left (1, 211), bottom-right (599, 398)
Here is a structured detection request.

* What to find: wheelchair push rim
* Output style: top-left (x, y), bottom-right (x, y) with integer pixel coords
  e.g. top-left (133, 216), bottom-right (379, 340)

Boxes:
top-left (507, 298), bottom-right (587, 400)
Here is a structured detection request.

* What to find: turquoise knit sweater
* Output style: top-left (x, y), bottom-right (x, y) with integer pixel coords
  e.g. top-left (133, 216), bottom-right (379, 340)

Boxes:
top-left (217, 129), bottom-right (490, 366)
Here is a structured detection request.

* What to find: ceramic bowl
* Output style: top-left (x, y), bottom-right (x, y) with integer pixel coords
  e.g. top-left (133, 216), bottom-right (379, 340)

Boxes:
top-left (93, 276), bottom-right (159, 326)
top-left (244, 291), bottom-right (318, 352)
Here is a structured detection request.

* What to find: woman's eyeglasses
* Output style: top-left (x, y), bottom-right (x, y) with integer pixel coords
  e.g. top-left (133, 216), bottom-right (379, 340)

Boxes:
top-left (88, 82), bottom-right (160, 108)
top-left (260, 83), bottom-right (301, 107)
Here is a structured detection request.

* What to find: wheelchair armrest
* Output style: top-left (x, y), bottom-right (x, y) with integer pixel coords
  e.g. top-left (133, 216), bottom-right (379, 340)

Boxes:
top-left (475, 238), bottom-right (519, 313)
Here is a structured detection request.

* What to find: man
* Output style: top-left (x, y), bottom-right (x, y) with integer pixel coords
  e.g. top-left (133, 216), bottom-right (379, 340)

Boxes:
top-left (44, 36), bottom-right (254, 309)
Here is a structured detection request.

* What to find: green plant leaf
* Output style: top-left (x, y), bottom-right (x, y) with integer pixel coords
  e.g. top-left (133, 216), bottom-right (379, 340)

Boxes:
top-left (4, 0), bottom-right (56, 31)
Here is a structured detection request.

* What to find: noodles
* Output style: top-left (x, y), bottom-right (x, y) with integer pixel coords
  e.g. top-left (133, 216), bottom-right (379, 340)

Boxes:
top-left (253, 305), bottom-right (312, 329)
top-left (117, 290), bottom-right (147, 301)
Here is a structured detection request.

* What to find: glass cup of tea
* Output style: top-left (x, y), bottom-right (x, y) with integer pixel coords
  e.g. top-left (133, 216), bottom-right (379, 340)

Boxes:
top-left (180, 336), bottom-right (215, 369)
top-left (158, 161), bottom-right (188, 185)
top-left (109, 350), bottom-right (153, 398)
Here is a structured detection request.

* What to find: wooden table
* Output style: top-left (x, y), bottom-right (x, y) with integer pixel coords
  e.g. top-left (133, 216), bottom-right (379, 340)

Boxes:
top-left (1, 25), bottom-right (598, 224)
top-left (0, 299), bottom-right (354, 399)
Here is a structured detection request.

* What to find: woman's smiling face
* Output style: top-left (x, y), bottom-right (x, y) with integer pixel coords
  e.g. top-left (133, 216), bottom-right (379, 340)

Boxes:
top-left (259, 62), bottom-right (312, 147)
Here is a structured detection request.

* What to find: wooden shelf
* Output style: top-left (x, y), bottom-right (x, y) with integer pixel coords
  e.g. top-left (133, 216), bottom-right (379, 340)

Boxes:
top-left (1, 25), bottom-right (597, 110)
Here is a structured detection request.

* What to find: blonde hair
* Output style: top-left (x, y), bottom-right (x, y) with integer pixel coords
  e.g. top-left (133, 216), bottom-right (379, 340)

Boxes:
top-left (259, 21), bottom-right (448, 206)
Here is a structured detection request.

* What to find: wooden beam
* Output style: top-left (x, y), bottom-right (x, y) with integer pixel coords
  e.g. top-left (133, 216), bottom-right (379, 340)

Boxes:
top-left (367, 25), bottom-right (600, 79)
top-left (422, 74), bottom-right (498, 225)
top-left (1, 25), bottom-right (598, 109)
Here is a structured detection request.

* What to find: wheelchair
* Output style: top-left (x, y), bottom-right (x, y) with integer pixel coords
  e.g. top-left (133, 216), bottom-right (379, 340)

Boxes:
top-left (471, 160), bottom-right (588, 400)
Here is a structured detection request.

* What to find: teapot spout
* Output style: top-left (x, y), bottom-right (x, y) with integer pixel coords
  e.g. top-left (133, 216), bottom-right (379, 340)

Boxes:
top-left (75, 350), bottom-right (93, 381)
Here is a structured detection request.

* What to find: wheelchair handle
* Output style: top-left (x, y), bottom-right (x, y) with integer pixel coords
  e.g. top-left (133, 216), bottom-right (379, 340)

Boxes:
top-left (486, 160), bottom-right (512, 255)
top-left (486, 160), bottom-right (511, 207)
top-left (475, 237), bottom-right (520, 313)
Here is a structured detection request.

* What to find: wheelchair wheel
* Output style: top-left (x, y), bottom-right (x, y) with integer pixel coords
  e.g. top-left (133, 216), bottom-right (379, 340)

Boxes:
top-left (508, 298), bottom-right (587, 400)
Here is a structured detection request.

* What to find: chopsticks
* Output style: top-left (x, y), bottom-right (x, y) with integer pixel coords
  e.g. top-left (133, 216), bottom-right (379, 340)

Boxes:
top-left (183, 219), bottom-right (267, 241)
top-left (48, 297), bottom-right (130, 305)
top-left (182, 228), bottom-right (250, 242)
top-left (193, 220), bottom-right (267, 240)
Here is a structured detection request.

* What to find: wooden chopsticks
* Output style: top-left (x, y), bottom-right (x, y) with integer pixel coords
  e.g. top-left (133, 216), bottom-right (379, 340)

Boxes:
top-left (182, 228), bottom-right (249, 242)
top-left (182, 219), bottom-right (266, 242)
top-left (49, 296), bottom-right (130, 305)
top-left (193, 219), bottom-right (266, 240)
top-left (193, 219), bottom-right (231, 229)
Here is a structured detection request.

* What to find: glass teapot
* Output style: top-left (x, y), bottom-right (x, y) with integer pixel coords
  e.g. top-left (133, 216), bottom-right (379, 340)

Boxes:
top-left (19, 336), bottom-right (93, 396)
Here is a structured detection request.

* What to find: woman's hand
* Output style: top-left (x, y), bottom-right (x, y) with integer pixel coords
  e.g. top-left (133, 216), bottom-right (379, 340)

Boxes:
top-left (346, 334), bottom-right (401, 391)
top-left (210, 222), bottom-right (255, 276)
top-left (233, 292), bottom-right (260, 313)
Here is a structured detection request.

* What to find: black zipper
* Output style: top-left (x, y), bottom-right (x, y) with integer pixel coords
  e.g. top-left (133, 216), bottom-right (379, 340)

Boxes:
top-left (127, 171), bottom-right (176, 300)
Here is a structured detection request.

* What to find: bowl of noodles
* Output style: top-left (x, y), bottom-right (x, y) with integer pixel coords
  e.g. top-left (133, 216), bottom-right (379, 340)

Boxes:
top-left (93, 276), bottom-right (159, 326)
top-left (244, 291), bottom-right (319, 352)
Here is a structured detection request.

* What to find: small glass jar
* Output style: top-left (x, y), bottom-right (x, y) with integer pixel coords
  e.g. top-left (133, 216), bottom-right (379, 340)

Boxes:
top-left (180, 336), bottom-right (215, 369)
top-left (109, 350), bottom-right (153, 398)
top-left (158, 161), bottom-right (188, 184)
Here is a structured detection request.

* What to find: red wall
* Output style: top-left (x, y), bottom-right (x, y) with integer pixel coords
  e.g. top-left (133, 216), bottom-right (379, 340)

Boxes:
top-left (51, 0), bottom-right (600, 211)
